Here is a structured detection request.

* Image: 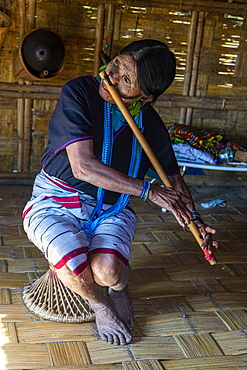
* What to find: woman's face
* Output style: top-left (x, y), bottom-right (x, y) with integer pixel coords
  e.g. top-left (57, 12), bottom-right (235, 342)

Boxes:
top-left (99, 54), bottom-right (143, 106)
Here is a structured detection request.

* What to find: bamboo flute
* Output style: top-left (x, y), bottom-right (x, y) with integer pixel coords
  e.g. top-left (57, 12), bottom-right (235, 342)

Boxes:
top-left (100, 71), bottom-right (217, 265)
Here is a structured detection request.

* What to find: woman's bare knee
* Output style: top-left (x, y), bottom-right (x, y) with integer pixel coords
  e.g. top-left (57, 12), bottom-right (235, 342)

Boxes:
top-left (89, 254), bottom-right (126, 287)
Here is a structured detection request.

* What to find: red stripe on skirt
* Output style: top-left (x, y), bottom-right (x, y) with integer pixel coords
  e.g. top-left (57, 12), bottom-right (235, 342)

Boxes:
top-left (54, 247), bottom-right (88, 269)
top-left (72, 260), bottom-right (89, 276)
top-left (22, 205), bottom-right (33, 219)
top-left (43, 172), bottom-right (78, 193)
top-left (48, 195), bottom-right (81, 208)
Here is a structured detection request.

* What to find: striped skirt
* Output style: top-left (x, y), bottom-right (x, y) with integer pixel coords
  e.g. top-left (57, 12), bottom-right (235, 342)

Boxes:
top-left (23, 170), bottom-right (136, 275)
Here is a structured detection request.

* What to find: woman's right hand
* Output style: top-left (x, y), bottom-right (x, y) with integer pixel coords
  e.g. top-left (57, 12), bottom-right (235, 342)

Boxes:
top-left (148, 185), bottom-right (192, 227)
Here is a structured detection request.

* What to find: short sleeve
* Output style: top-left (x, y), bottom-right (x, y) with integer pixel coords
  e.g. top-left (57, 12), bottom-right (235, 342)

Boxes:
top-left (41, 76), bottom-right (102, 169)
top-left (47, 77), bottom-right (95, 152)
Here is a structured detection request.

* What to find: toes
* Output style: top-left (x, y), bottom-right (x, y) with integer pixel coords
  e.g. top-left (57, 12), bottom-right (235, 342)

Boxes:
top-left (112, 333), bottom-right (120, 346)
top-left (111, 332), bottom-right (132, 346)
top-left (100, 331), bottom-right (132, 346)
top-left (106, 333), bottom-right (114, 345)
top-left (125, 333), bottom-right (132, 344)
top-left (100, 332), bottom-right (114, 344)
top-left (115, 331), bottom-right (130, 346)
top-left (101, 333), bottom-right (108, 343)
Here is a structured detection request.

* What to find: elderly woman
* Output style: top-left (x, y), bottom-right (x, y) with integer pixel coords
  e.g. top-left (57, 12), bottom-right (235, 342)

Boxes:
top-left (23, 39), bottom-right (219, 346)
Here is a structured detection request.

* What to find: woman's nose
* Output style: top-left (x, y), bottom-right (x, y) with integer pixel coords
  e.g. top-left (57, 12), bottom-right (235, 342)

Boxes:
top-left (109, 71), bottom-right (120, 85)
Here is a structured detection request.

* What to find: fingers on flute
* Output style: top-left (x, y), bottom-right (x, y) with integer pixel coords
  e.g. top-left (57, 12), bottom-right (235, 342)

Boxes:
top-left (201, 235), bottom-right (220, 254)
top-left (171, 209), bottom-right (190, 227)
top-left (204, 225), bottom-right (217, 234)
top-left (213, 240), bottom-right (220, 251)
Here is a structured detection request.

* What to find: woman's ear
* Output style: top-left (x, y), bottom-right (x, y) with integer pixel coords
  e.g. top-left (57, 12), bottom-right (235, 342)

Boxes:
top-left (140, 95), bottom-right (153, 106)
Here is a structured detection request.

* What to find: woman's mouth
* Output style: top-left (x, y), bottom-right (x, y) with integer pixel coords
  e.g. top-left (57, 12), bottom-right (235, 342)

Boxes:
top-left (101, 80), bottom-right (109, 94)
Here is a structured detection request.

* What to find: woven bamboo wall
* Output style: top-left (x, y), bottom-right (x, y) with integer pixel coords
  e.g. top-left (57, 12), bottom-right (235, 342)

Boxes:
top-left (0, 0), bottom-right (247, 173)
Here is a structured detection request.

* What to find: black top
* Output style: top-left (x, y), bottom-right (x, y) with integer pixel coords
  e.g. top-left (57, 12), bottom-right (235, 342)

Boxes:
top-left (41, 75), bottom-right (179, 204)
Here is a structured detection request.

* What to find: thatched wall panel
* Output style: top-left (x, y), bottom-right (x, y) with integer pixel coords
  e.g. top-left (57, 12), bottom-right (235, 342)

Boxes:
top-left (31, 135), bottom-right (47, 157)
top-left (198, 48), bottom-right (220, 75)
top-left (0, 155), bottom-right (16, 172)
top-left (0, 2), bottom-right (18, 84)
top-left (0, 97), bottom-right (16, 109)
top-left (207, 76), bottom-right (247, 98)
top-left (226, 111), bottom-right (247, 145)
top-left (0, 135), bottom-right (18, 155)
top-left (31, 99), bottom-right (57, 171)
top-left (33, 2), bottom-right (98, 84)
top-left (0, 112), bottom-right (17, 136)
top-left (30, 156), bottom-right (43, 172)
top-left (156, 107), bottom-right (182, 126)
top-left (114, 8), bottom-right (191, 94)
top-left (33, 99), bottom-right (57, 114)
top-left (198, 13), bottom-right (247, 98)
top-left (33, 101), bottom-right (56, 125)
top-left (33, 115), bottom-right (50, 134)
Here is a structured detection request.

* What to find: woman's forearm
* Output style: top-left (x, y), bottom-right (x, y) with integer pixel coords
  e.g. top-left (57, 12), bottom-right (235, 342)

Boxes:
top-left (66, 140), bottom-right (144, 196)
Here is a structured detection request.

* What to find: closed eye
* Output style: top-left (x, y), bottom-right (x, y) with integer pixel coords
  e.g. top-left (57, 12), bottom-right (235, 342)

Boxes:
top-left (123, 75), bottom-right (130, 85)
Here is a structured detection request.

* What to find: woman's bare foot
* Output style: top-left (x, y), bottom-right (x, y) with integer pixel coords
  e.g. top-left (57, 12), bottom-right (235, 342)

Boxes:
top-left (90, 300), bottom-right (132, 346)
top-left (56, 264), bottom-right (131, 345)
top-left (108, 286), bottom-right (134, 330)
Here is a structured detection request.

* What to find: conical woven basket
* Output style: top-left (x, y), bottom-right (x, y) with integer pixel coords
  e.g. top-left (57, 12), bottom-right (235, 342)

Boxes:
top-left (0, 11), bottom-right (10, 49)
top-left (23, 268), bottom-right (95, 323)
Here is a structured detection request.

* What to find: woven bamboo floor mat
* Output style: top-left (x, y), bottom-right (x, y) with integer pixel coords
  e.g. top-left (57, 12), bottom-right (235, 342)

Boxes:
top-left (0, 183), bottom-right (247, 369)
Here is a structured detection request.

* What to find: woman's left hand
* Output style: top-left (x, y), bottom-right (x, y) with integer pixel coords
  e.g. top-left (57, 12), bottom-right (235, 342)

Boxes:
top-left (193, 218), bottom-right (220, 254)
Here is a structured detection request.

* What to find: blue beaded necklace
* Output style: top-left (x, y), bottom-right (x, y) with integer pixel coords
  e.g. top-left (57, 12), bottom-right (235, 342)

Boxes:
top-left (83, 100), bottom-right (143, 238)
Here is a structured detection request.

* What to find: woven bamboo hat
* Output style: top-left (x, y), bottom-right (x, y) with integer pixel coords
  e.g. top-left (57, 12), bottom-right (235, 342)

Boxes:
top-left (23, 268), bottom-right (95, 323)
top-left (14, 28), bottom-right (65, 81)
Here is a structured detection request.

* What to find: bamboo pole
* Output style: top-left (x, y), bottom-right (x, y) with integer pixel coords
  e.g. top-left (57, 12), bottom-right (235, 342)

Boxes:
top-left (179, 11), bottom-right (198, 124)
top-left (105, 3), bottom-right (115, 58)
top-left (100, 71), bottom-right (217, 265)
top-left (17, 97), bottom-right (24, 172)
top-left (93, 4), bottom-right (105, 76)
top-left (27, 0), bottom-right (36, 29)
top-left (113, 8), bottom-right (122, 41)
top-left (23, 97), bottom-right (32, 172)
top-left (186, 11), bottom-right (205, 125)
top-left (0, 82), bottom-right (61, 93)
top-left (27, 0), bottom-right (246, 15)
top-left (0, 90), bottom-right (60, 99)
top-left (18, 0), bottom-right (26, 62)
top-left (183, 11), bottom-right (199, 97)
top-left (22, 0), bottom-right (36, 172)
top-left (1, 85), bottom-right (247, 110)
top-left (17, 0), bottom-right (26, 172)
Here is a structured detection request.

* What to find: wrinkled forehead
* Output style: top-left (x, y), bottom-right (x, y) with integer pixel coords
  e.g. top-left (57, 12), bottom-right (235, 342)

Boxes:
top-left (112, 54), bottom-right (137, 73)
